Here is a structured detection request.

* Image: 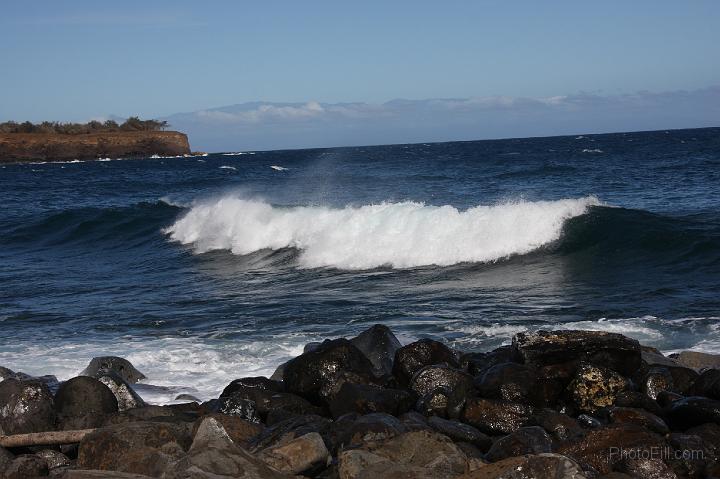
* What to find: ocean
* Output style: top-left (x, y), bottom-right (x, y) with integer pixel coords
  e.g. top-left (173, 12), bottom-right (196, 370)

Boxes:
top-left (1, 127), bottom-right (719, 403)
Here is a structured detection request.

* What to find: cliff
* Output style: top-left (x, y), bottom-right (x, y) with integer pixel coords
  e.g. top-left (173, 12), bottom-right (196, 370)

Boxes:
top-left (0, 131), bottom-right (191, 163)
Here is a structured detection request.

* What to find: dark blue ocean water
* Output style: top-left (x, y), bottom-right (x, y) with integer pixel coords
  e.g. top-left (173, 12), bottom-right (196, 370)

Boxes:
top-left (1, 127), bottom-right (719, 402)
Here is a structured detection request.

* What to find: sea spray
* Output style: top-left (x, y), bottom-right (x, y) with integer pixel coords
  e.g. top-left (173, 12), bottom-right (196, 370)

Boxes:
top-left (165, 196), bottom-right (602, 269)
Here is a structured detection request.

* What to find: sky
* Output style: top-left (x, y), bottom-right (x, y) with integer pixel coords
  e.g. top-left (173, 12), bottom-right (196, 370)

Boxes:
top-left (1, 1), bottom-right (719, 150)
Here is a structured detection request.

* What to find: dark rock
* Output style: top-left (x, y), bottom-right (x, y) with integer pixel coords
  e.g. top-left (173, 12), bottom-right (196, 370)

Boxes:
top-left (0, 446), bottom-right (14, 473)
top-left (642, 366), bottom-right (676, 400)
top-left (283, 339), bottom-right (377, 405)
top-left (460, 345), bottom-right (521, 376)
top-left (96, 370), bottom-right (146, 411)
top-left (640, 351), bottom-right (699, 395)
top-left (461, 397), bottom-right (533, 434)
top-left (328, 382), bottom-right (415, 418)
top-left (55, 376), bottom-right (118, 429)
top-left (174, 394), bottom-right (200, 402)
top-left (257, 431), bottom-right (329, 475)
top-left (0, 379), bottom-right (56, 435)
top-left (513, 330), bottom-right (641, 376)
top-left (427, 416), bottom-right (492, 450)
top-left (672, 350), bottom-right (720, 371)
top-left (567, 363), bottom-right (630, 413)
top-left (80, 356), bottom-right (146, 384)
top-left (251, 414), bottom-right (333, 452)
top-left (485, 426), bottom-right (553, 462)
top-left (556, 424), bottom-right (666, 475)
top-left (392, 339), bottom-right (459, 386)
top-left (215, 394), bottom-right (261, 423)
top-left (616, 457), bottom-right (678, 479)
top-left (221, 376), bottom-right (284, 394)
top-left (689, 368), bottom-right (720, 399)
top-left (666, 396), bottom-right (720, 429)
top-left (460, 453), bottom-right (587, 479)
top-left (3, 454), bottom-right (48, 479)
top-left (192, 413), bottom-right (263, 447)
top-left (219, 383), bottom-right (320, 422)
top-left (475, 362), bottom-right (560, 407)
top-left (0, 366), bottom-right (15, 381)
top-left (77, 421), bottom-right (192, 475)
top-left (340, 413), bottom-right (407, 448)
top-left (609, 407), bottom-right (669, 434)
top-left (398, 411), bottom-right (431, 432)
top-left (409, 365), bottom-right (473, 416)
top-left (668, 433), bottom-right (712, 478)
top-left (350, 324), bottom-right (402, 376)
top-left (416, 387), bottom-right (453, 418)
top-left (577, 414), bottom-right (603, 429)
top-left (270, 361), bottom-right (288, 382)
top-left (686, 423), bottom-right (720, 457)
top-left (59, 471), bottom-right (155, 478)
top-left (104, 404), bottom-right (197, 426)
top-left (657, 390), bottom-right (684, 408)
top-left (531, 409), bottom-right (585, 442)
top-left (614, 391), bottom-right (663, 416)
top-left (34, 449), bottom-right (70, 470)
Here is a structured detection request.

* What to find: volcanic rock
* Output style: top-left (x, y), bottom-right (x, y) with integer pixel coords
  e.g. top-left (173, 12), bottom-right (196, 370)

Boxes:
top-left (460, 345), bottom-right (521, 376)
top-left (567, 363), bottom-right (630, 413)
top-left (55, 376), bottom-right (119, 429)
top-left (485, 426), bottom-right (553, 462)
top-left (350, 324), bottom-right (402, 376)
top-left (392, 339), bottom-right (459, 386)
top-left (474, 362), bottom-right (557, 407)
top-left (665, 396), bottom-right (720, 429)
top-left (531, 409), bottom-right (585, 442)
top-left (459, 453), bottom-right (587, 479)
top-left (672, 350), bottom-right (720, 371)
top-left (97, 370), bottom-right (146, 411)
top-left (460, 398), bottom-right (533, 435)
top-left (0, 379), bottom-right (56, 435)
top-left (3, 454), bottom-right (49, 479)
top-left (191, 413), bottom-right (263, 448)
top-left (689, 368), bottom-right (720, 399)
top-left (258, 431), bottom-right (329, 474)
top-left (427, 416), bottom-right (492, 450)
top-left (81, 356), bottom-right (146, 384)
top-left (329, 382), bottom-right (415, 418)
top-left (220, 383), bottom-right (320, 422)
top-left (608, 407), bottom-right (669, 434)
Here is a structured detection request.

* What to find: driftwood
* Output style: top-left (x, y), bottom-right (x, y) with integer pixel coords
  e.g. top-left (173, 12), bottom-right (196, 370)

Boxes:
top-left (0, 429), bottom-right (96, 447)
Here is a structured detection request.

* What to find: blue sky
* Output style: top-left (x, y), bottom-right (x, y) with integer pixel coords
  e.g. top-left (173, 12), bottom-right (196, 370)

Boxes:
top-left (1, 1), bottom-right (719, 149)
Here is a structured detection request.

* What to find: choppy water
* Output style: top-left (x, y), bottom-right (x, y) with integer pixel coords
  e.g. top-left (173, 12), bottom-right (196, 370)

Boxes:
top-left (1, 127), bottom-right (719, 403)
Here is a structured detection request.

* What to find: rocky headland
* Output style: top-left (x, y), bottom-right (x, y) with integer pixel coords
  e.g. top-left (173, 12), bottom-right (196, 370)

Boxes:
top-left (0, 131), bottom-right (191, 163)
top-left (1, 327), bottom-right (720, 478)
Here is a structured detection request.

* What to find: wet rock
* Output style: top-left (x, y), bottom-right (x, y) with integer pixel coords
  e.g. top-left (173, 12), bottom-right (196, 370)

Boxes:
top-left (222, 377), bottom-right (284, 394)
top-left (531, 409), bottom-right (584, 442)
top-left (192, 413), bottom-right (263, 447)
top-left (251, 414), bottom-right (333, 452)
top-left (0, 366), bottom-right (15, 382)
top-left (219, 383), bottom-right (320, 422)
top-left (104, 405), bottom-right (197, 426)
top-left (656, 390), bottom-right (684, 408)
top-left (77, 421), bottom-right (192, 475)
top-left (642, 366), bottom-right (676, 400)
top-left (577, 414), bottom-right (603, 429)
top-left (616, 457), bottom-right (678, 479)
top-left (640, 351), bottom-right (699, 395)
top-left (665, 396), bottom-right (720, 429)
top-left (556, 424), bottom-right (666, 475)
top-left (174, 394), bottom-right (200, 402)
top-left (567, 363), bottom-right (630, 413)
top-left (398, 411), bottom-right (431, 432)
top-left (475, 362), bottom-right (555, 407)
top-left (3, 454), bottom-right (48, 479)
top-left (689, 368), bottom-right (720, 399)
top-left (392, 339), bottom-right (459, 386)
top-left (427, 416), bottom-right (492, 450)
top-left (97, 370), bottom-right (146, 411)
top-left (513, 330), bottom-right (641, 376)
top-left (0, 378), bottom-right (56, 435)
top-left (686, 422), bottom-right (720, 457)
top-left (460, 453), bottom-right (587, 479)
top-left (460, 345), bottom-right (521, 376)
top-left (215, 394), bottom-right (261, 423)
top-left (258, 431), bottom-right (329, 474)
top-left (609, 407), bottom-right (669, 434)
top-left (328, 383), bottom-right (415, 418)
top-left (668, 433), bottom-right (712, 478)
top-left (409, 365), bottom-right (473, 417)
top-left (416, 387), bottom-right (453, 418)
top-left (340, 413), bottom-right (407, 448)
top-left (283, 339), bottom-right (377, 405)
top-left (614, 391), bottom-right (663, 415)
top-left (485, 426), bottom-right (552, 462)
top-left (80, 356), bottom-right (146, 384)
top-left (35, 449), bottom-right (70, 470)
top-left (350, 324), bottom-right (402, 376)
top-left (672, 350), bottom-right (720, 371)
top-left (165, 416), bottom-right (289, 478)
top-left (55, 376), bottom-right (119, 429)
top-left (337, 430), bottom-right (471, 479)
top-left (460, 398), bottom-right (533, 435)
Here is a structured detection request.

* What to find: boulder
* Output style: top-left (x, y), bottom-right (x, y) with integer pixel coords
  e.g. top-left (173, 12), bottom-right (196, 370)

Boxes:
top-left (427, 416), bottom-right (492, 450)
top-left (221, 377), bottom-right (284, 394)
top-left (656, 390), bottom-right (684, 408)
top-left (214, 395), bottom-right (261, 423)
top-left (283, 339), bottom-right (377, 405)
top-left (668, 433), bottom-right (713, 478)
top-left (0, 378), bottom-right (56, 435)
top-left (642, 367), bottom-right (676, 400)
top-left (689, 369), bottom-right (720, 399)
top-left (665, 396), bottom-right (720, 429)
top-left (458, 453), bottom-right (587, 479)
top-left (350, 324), bottom-right (402, 376)
top-left (686, 422), bottom-right (720, 457)
top-left (339, 413), bottom-right (407, 449)
top-left (191, 413), bottom-right (263, 447)
top-left (555, 424), bottom-right (666, 475)
top-left (3, 454), bottom-right (48, 479)
top-left (608, 407), bottom-right (669, 434)
top-left (531, 409), bottom-right (584, 442)
top-left (474, 362), bottom-right (560, 407)
top-left (672, 350), bottom-right (720, 371)
top-left (258, 432), bottom-right (329, 475)
top-left (409, 365), bottom-right (473, 417)
top-left (460, 345), bottom-right (521, 376)
top-left (250, 414), bottom-right (333, 452)
top-left (640, 351), bottom-right (699, 395)
top-left (0, 446), bottom-right (14, 473)
top-left (485, 426), bottom-right (553, 462)
top-left (164, 417), bottom-right (290, 478)
top-left (613, 391), bottom-right (663, 415)
top-left (337, 430), bottom-right (471, 479)
top-left (460, 398), bottom-right (533, 435)
top-left (219, 383), bottom-right (320, 423)
top-left (512, 330), bottom-right (641, 376)
top-left (97, 370), bottom-right (146, 411)
top-left (55, 376), bottom-right (119, 429)
top-left (615, 457), bottom-right (678, 479)
top-left (576, 414), bottom-right (603, 429)
top-left (104, 405), bottom-right (197, 426)
top-left (567, 363), bottom-right (630, 413)
top-left (392, 339), bottom-right (459, 386)
top-left (35, 449), bottom-right (70, 470)
top-left (416, 387), bottom-right (454, 418)
top-left (80, 356), bottom-right (146, 384)
top-left (398, 411), bottom-right (432, 432)
top-left (328, 383), bottom-right (415, 418)
top-left (77, 421), bottom-right (192, 475)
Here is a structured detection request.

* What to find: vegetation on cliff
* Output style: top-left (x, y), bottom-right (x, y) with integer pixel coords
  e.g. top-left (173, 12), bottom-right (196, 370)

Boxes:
top-left (0, 117), bottom-right (169, 135)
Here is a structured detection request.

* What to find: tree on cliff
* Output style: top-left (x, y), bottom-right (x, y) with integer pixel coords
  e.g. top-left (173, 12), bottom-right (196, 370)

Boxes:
top-left (0, 118), bottom-right (170, 134)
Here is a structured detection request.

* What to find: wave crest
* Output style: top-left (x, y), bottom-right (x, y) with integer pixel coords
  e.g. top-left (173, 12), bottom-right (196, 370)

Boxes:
top-left (165, 196), bottom-right (601, 269)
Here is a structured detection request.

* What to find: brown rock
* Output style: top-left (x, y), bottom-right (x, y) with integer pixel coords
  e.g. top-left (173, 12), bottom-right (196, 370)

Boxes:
top-left (485, 426), bottom-right (553, 462)
top-left (460, 398), bottom-right (533, 435)
top-left (609, 407), bottom-right (669, 434)
top-left (567, 363), bottom-right (629, 413)
top-left (672, 350), bottom-right (720, 371)
top-left (329, 383), bottom-right (415, 419)
top-left (258, 432), bottom-right (329, 474)
top-left (392, 339), bottom-right (459, 386)
top-left (55, 376), bottom-right (119, 429)
top-left (3, 454), bottom-right (49, 478)
top-left (458, 453), bottom-right (587, 479)
top-left (0, 379), bottom-right (56, 435)
top-left (192, 413), bottom-right (263, 447)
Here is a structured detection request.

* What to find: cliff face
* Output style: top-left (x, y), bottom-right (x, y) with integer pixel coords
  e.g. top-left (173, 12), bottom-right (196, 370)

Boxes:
top-left (0, 131), bottom-right (191, 163)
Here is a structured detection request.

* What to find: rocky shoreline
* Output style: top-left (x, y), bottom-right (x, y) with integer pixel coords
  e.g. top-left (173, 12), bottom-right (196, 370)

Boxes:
top-left (1, 327), bottom-right (720, 478)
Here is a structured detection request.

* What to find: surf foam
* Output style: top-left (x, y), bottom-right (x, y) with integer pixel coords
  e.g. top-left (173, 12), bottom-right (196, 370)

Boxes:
top-left (166, 196), bottom-right (601, 269)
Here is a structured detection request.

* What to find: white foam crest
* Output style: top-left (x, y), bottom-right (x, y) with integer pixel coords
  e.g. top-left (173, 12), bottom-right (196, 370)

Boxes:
top-left (165, 196), bottom-right (601, 269)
